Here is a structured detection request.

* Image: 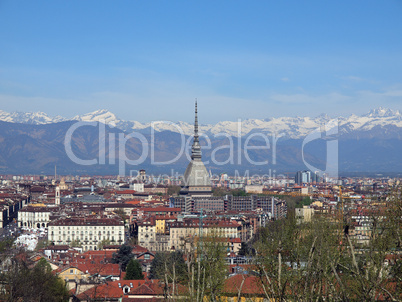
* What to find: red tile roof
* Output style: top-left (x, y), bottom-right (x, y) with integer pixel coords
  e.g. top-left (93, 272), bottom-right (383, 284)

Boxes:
top-left (223, 275), bottom-right (265, 296)
top-left (73, 262), bottom-right (121, 277)
top-left (141, 207), bottom-right (181, 213)
top-left (75, 280), bottom-right (147, 300)
top-left (130, 281), bottom-right (188, 296)
top-left (117, 190), bottom-right (136, 195)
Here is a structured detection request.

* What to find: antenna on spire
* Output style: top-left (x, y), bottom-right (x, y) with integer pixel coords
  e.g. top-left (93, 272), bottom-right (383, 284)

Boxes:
top-left (194, 98), bottom-right (198, 139)
top-left (191, 99), bottom-right (202, 160)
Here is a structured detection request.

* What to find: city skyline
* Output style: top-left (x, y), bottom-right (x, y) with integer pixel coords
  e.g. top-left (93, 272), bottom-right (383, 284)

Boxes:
top-left (1, 1), bottom-right (402, 123)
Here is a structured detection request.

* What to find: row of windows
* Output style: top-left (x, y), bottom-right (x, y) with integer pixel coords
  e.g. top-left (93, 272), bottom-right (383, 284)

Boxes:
top-left (49, 227), bottom-right (124, 233)
top-left (20, 213), bottom-right (49, 216)
top-left (171, 228), bottom-right (237, 233)
top-left (52, 225), bottom-right (118, 230)
top-left (51, 230), bottom-right (122, 235)
top-left (51, 235), bottom-right (123, 242)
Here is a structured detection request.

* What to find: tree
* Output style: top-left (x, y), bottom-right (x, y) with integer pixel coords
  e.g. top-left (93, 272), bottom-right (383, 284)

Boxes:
top-left (334, 185), bottom-right (402, 301)
top-left (251, 187), bottom-right (402, 302)
top-left (125, 259), bottom-right (144, 280)
top-left (70, 239), bottom-right (82, 248)
top-left (115, 209), bottom-right (128, 223)
top-left (185, 230), bottom-right (228, 302)
top-left (198, 235), bottom-right (228, 301)
top-left (149, 251), bottom-right (187, 281)
top-left (97, 238), bottom-right (111, 250)
top-left (0, 238), bottom-right (14, 252)
top-left (149, 251), bottom-right (188, 300)
top-left (149, 252), bottom-right (169, 279)
top-left (0, 257), bottom-right (69, 302)
top-left (212, 187), bottom-right (248, 197)
top-left (168, 185), bottom-right (181, 196)
top-left (231, 189), bottom-right (248, 196)
top-left (253, 211), bottom-right (345, 301)
top-left (35, 238), bottom-right (49, 251)
top-left (237, 242), bottom-right (254, 256)
top-left (295, 196), bottom-right (312, 208)
top-left (36, 257), bottom-right (52, 272)
top-left (112, 244), bottom-right (133, 271)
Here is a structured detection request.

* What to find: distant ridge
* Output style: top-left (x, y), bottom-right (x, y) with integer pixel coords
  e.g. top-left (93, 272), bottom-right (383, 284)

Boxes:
top-left (1, 107), bottom-right (402, 139)
top-left (0, 114), bottom-right (402, 174)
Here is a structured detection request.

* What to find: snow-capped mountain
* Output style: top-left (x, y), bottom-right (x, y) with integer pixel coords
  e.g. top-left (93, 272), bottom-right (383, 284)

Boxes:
top-left (0, 110), bottom-right (67, 124)
top-left (1, 106), bottom-right (402, 174)
top-left (72, 109), bottom-right (121, 125)
top-left (1, 107), bottom-right (402, 139)
top-left (364, 107), bottom-right (401, 118)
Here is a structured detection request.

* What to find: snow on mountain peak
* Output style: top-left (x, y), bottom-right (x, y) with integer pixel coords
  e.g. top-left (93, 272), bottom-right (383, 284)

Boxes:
top-left (316, 113), bottom-right (330, 119)
top-left (1, 108), bottom-right (402, 138)
top-left (364, 107), bottom-right (401, 118)
top-left (73, 109), bottom-right (121, 126)
top-left (0, 110), bottom-right (68, 124)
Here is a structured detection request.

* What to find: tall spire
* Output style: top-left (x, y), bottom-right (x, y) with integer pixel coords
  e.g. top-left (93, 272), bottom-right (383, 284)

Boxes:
top-left (191, 99), bottom-right (202, 160)
top-left (194, 99), bottom-right (199, 141)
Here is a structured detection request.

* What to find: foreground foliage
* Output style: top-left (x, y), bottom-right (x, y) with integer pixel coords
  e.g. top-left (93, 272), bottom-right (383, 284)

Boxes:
top-left (0, 257), bottom-right (69, 302)
top-left (149, 188), bottom-right (401, 301)
top-left (112, 244), bottom-right (133, 271)
top-left (125, 259), bottom-right (144, 280)
top-left (252, 188), bottom-right (402, 301)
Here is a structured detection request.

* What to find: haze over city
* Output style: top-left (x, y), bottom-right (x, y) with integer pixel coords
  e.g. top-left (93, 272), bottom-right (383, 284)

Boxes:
top-left (1, 1), bottom-right (402, 123)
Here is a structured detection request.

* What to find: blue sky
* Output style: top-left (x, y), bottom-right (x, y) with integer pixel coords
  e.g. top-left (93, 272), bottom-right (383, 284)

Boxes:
top-left (1, 0), bottom-right (402, 123)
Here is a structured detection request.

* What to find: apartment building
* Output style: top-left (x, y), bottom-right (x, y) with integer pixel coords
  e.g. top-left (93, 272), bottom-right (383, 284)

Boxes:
top-left (169, 218), bottom-right (239, 251)
top-left (18, 206), bottom-right (56, 228)
top-left (137, 217), bottom-right (156, 251)
top-left (48, 216), bottom-right (124, 251)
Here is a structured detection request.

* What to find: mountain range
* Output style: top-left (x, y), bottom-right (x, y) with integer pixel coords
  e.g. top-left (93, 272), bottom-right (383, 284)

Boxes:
top-left (1, 107), bottom-right (402, 139)
top-left (0, 107), bottom-right (401, 175)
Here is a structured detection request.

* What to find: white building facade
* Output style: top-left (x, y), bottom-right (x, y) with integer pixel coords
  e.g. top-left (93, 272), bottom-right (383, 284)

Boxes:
top-left (48, 217), bottom-right (124, 251)
top-left (169, 219), bottom-right (239, 251)
top-left (18, 206), bottom-right (53, 228)
top-left (137, 219), bottom-right (156, 251)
